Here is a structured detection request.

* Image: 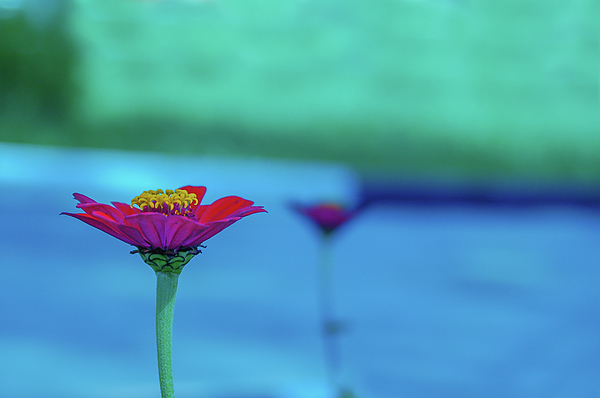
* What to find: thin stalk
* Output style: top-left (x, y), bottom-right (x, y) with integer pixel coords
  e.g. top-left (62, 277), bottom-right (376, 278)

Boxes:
top-left (156, 271), bottom-right (179, 398)
top-left (317, 235), bottom-right (341, 393)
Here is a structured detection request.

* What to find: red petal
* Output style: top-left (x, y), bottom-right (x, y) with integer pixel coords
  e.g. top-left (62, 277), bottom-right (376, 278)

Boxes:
top-left (123, 213), bottom-right (169, 250)
top-left (198, 196), bottom-right (255, 223)
top-left (231, 205), bottom-right (266, 218)
top-left (179, 186), bottom-right (207, 206)
top-left (112, 201), bottom-right (139, 217)
top-left (193, 204), bottom-right (209, 219)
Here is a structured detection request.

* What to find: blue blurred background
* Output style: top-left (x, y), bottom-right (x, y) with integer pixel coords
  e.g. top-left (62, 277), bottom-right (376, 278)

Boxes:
top-left (0, 0), bottom-right (598, 397)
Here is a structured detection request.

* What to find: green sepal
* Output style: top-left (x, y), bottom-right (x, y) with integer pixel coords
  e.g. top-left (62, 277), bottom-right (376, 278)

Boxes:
top-left (132, 247), bottom-right (201, 274)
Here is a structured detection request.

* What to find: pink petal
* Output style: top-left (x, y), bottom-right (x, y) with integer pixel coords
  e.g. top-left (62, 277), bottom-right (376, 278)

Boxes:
top-left (164, 215), bottom-right (209, 250)
top-left (181, 219), bottom-right (237, 247)
top-left (61, 212), bottom-right (139, 246)
top-left (77, 203), bottom-right (126, 222)
top-left (115, 223), bottom-right (149, 247)
top-left (123, 213), bottom-right (169, 250)
top-left (230, 205), bottom-right (267, 218)
top-left (73, 193), bottom-right (96, 205)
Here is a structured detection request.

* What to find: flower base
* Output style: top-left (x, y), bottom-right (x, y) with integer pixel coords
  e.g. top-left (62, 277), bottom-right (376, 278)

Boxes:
top-left (132, 247), bottom-right (203, 274)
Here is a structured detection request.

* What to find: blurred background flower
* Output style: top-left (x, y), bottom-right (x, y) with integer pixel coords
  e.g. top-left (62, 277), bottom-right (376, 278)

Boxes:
top-left (292, 202), bottom-right (362, 397)
top-left (0, 1), bottom-right (598, 397)
top-left (292, 203), bottom-right (357, 236)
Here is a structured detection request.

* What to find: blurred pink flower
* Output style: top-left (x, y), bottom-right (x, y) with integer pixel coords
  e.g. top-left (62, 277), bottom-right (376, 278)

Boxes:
top-left (294, 203), bottom-right (356, 235)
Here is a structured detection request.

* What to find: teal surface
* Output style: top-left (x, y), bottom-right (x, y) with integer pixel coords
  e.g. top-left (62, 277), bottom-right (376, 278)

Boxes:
top-left (0, 143), bottom-right (598, 398)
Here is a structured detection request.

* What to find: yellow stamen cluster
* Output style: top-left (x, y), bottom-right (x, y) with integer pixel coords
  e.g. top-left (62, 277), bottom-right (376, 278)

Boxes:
top-left (131, 189), bottom-right (198, 216)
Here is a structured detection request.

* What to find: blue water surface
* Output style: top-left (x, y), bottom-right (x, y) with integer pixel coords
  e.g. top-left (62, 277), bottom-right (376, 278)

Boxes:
top-left (0, 143), bottom-right (598, 398)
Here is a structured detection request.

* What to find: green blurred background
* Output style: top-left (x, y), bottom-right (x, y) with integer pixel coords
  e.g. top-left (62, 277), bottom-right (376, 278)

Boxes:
top-left (1, 0), bottom-right (598, 180)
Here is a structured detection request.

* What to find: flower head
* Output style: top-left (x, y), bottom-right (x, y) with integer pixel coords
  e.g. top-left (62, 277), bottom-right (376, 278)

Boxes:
top-left (293, 202), bottom-right (356, 235)
top-left (62, 186), bottom-right (266, 272)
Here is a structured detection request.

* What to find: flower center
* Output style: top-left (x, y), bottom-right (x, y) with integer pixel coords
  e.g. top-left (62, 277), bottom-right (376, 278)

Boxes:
top-left (131, 189), bottom-right (198, 216)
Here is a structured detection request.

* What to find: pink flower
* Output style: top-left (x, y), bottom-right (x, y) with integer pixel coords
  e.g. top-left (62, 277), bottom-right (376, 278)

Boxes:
top-left (293, 203), bottom-right (356, 235)
top-left (62, 186), bottom-right (266, 252)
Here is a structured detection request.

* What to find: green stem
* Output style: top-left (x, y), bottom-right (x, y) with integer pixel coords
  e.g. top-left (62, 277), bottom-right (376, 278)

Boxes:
top-left (156, 271), bottom-right (179, 398)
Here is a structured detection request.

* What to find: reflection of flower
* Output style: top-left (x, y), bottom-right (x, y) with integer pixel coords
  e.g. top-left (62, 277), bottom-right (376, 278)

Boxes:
top-left (62, 185), bottom-right (266, 272)
top-left (293, 203), bottom-right (355, 235)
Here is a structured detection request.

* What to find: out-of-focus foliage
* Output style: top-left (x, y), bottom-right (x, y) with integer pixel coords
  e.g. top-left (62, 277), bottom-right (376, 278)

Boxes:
top-left (0, 0), bottom-right (598, 179)
top-left (0, 3), bottom-right (77, 123)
